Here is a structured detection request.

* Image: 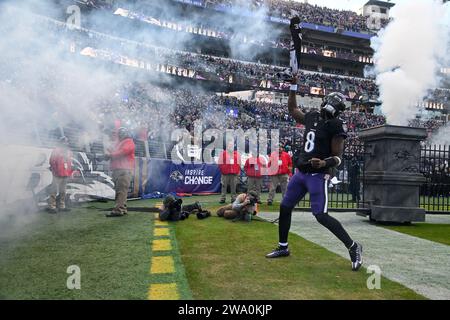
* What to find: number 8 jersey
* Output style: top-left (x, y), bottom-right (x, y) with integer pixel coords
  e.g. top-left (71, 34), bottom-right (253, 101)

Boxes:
top-left (297, 110), bottom-right (348, 173)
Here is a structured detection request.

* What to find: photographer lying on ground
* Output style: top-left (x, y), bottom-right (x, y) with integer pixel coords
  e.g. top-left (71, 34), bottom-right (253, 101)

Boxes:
top-left (216, 190), bottom-right (259, 222)
top-left (159, 195), bottom-right (211, 221)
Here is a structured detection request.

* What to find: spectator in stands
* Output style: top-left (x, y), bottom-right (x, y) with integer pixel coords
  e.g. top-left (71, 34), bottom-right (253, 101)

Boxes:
top-left (218, 141), bottom-right (241, 204)
top-left (267, 144), bottom-right (292, 205)
top-left (244, 152), bottom-right (265, 202)
top-left (48, 136), bottom-right (73, 213)
top-left (105, 127), bottom-right (136, 217)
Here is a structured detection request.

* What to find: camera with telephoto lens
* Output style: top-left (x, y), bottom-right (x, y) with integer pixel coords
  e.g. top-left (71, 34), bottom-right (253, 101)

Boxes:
top-left (247, 191), bottom-right (259, 206)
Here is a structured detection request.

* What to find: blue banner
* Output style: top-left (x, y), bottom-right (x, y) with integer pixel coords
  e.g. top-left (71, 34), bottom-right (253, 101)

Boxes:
top-left (341, 30), bottom-right (372, 40)
top-left (173, 0), bottom-right (204, 7)
top-left (301, 22), bottom-right (335, 34)
top-left (143, 159), bottom-right (221, 195)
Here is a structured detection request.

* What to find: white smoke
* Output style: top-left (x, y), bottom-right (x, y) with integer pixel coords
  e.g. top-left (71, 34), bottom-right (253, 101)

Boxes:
top-left (0, 1), bottom-right (126, 228)
top-left (224, 2), bottom-right (281, 61)
top-left (0, 0), bottom-right (282, 229)
top-left (429, 124), bottom-right (450, 145)
top-left (370, 0), bottom-right (450, 126)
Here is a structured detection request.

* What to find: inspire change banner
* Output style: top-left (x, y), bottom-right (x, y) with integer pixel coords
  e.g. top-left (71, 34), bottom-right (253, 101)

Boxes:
top-left (143, 159), bottom-right (221, 195)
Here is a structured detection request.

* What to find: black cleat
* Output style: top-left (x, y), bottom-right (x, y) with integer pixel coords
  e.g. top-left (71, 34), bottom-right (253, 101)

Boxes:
top-left (267, 201), bottom-right (273, 206)
top-left (349, 242), bottom-right (363, 271)
top-left (48, 208), bottom-right (57, 214)
top-left (266, 246), bottom-right (290, 258)
top-left (219, 199), bottom-right (225, 204)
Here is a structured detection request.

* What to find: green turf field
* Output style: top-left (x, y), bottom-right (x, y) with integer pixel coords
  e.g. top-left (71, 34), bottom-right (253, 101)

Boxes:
top-left (381, 223), bottom-right (450, 246)
top-left (176, 218), bottom-right (424, 300)
top-left (0, 195), bottom-right (425, 300)
top-left (0, 200), bottom-right (192, 300)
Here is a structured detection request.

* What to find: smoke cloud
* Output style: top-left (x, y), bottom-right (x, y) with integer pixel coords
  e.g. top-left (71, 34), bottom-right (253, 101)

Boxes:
top-left (429, 124), bottom-right (450, 145)
top-left (0, 1), bottom-right (127, 232)
top-left (0, 0), bottom-right (282, 227)
top-left (370, 0), bottom-right (450, 126)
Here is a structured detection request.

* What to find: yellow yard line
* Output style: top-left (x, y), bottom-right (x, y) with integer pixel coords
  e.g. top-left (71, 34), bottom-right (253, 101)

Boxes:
top-left (155, 220), bottom-right (169, 226)
top-left (150, 256), bottom-right (175, 274)
top-left (148, 283), bottom-right (179, 300)
top-left (152, 239), bottom-right (172, 251)
top-left (154, 228), bottom-right (170, 237)
top-left (147, 213), bottom-right (181, 300)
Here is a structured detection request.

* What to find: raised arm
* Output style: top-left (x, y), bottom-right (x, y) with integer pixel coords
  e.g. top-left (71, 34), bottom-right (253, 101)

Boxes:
top-left (287, 76), bottom-right (305, 124)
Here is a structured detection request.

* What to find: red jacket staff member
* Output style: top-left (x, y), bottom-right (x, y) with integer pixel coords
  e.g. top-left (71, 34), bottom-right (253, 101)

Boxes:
top-left (267, 145), bottom-right (293, 205)
top-left (48, 136), bottom-right (73, 214)
top-left (218, 142), bottom-right (241, 204)
top-left (105, 127), bottom-right (135, 217)
top-left (244, 154), bottom-right (265, 202)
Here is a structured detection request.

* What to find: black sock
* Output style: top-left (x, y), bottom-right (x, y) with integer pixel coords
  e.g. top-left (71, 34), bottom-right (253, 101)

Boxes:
top-left (278, 205), bottom-right (293, 244)
top-left (315, 213), bottom-right (354, 249)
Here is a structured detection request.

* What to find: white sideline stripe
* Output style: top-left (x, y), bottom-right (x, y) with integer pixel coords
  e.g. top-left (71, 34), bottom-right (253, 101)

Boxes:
top-left (258, 211), bottom-right (450, 300)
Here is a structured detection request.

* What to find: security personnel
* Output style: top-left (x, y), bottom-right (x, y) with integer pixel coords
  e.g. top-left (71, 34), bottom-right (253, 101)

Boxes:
top-left (48, 136), bottom-right (73, 213)
top-left (244, 153), bottom-right (265, 201)
top-left (267, 145), bottom-right (293, 205)
top-left (218, 142), bottom-right (241, 204)
top-left (105, 127), bottom-right (135, 217)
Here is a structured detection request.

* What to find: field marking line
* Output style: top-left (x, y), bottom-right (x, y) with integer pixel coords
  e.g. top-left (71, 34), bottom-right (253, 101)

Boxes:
top-left (152, 239), bottom-right (172, 251)
top-left (148, 283), bottom-right (179, 300)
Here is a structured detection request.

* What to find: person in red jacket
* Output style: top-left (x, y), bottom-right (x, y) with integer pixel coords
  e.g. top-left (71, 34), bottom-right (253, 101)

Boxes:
top-left (218, 142), bottom-right (241, 204)
top-left (267, 145), bottom-right (293, 205)
top-left (244, 153), bottom-right (265, 202)
top-left (48, 136), bottom-right (73, 213)
top-left (105, 127), bottom-right (135, 217)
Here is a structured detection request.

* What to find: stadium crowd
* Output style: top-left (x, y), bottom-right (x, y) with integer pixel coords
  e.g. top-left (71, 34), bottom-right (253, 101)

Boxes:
top-left (81, 0), bottom-right (390, 34)
top-left (100, 82), bottom-right (446, 157)
top-left (3, 9), bottom-right (447, 156)
top-left (47, 15), bottom-right (450, 107)
top-left (112, 6), bottom-right (373, 64)
top-left (203, 0), bottom-right (389, 33)
top-left (49, 19), bottom-right (379, 99)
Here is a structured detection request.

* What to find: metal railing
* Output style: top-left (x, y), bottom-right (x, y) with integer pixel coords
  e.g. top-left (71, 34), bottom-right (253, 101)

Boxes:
top-left (296, 143), bottom-right (367, 211)
top-left (420, 144), bottom-right (450, 214)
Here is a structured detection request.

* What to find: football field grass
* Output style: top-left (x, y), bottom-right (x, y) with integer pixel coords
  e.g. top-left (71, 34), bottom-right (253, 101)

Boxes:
top-left (0, 195), bottom-right (425, 300)
top-left (381, 223), bottom-right (450, 246)
top-left (0, 200), bottom-right (192, 300)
